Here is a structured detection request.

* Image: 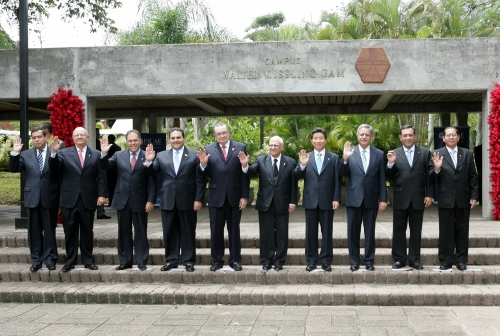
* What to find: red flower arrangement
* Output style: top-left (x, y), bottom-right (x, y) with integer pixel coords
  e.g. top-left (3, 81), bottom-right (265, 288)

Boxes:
top-left (47, 87), bottom-right (85, 148)
top-left (488, 82), bottom-right (500, 220)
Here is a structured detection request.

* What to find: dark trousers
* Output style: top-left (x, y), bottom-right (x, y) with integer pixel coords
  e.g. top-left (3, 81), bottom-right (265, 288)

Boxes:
top-left (305, 206), bottom-right (334, 265)
top-left (392, 202), bottom-right (424, 265)
top-left (347, 203), bottom-right (378, 265)
top-left (61, 195), bottom-right (95, 266)
top-left (209, 196), bottom-right (242, 265)
top-left (258, 199), bottom-right (289, 266)
top-left (116, 203), bottom-right (149, 265)
top-left (438, 205), bottom-right (470, 266)
top-left (27, 204), bottom-right (58, 267)
top-left (161, 205), bottom-right (197, 266)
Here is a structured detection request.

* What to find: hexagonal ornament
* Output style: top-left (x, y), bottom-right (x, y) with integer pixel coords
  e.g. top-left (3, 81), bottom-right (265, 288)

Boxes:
top-left (355, 47), bottom-right (390, 83)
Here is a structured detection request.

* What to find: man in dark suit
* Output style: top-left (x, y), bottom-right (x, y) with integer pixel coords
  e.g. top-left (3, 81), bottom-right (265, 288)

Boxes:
top-left (95, 128), bottom-right (110, 219)
top-left (386, 125), bottom-right (433, 270)
top-left (100, 129), bottom-right (156, 271)
top-left (197, 122), bottom-right (249, 271)
top-left (144, 128), bottom-right (205, 272)
top-left (42, 122), bottom-right (66, 149)
top-left (339, 124), bottom-right (387, 272)
top-left (104, 134), bottom-right (121, 207)
top-left (238, 136), bottom-right (298, 271)
top-left (294, 128), bottom-right (341, 272)
top-left (9, 127), bottom-right (59, 271)
top-left (49, 127), bottom-right (107, 272)
top-left (429, 126), bottom-right (479, 271)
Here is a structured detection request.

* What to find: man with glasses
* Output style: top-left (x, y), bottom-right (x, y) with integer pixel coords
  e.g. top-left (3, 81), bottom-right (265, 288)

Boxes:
top-left (197, 122), bottom-right (249, 271)
top-left (386, 125), bottom-right (433, 270)
top-left (430, 126), bottom-right (478, 271)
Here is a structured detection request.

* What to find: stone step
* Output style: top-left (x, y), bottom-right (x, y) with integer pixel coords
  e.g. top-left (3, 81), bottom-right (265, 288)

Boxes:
top-left (0, 281), bottom-right (499, 306)
top-left (2, 247), bottom-right (500, 266)
top-left (2, 264), bottom-right (500, 285)
top-left (2, 234), bottom-right (499, 249)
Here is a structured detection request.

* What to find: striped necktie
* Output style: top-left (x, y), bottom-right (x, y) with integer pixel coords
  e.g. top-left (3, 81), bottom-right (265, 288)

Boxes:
top-left (38, 149), bottom-right (44, 174)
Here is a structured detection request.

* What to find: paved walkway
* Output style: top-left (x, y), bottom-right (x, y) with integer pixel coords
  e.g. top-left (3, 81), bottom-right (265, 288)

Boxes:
top-left (0, 303), bottom-right (499, 335)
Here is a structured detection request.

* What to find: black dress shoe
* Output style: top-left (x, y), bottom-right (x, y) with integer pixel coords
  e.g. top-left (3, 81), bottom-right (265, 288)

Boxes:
top-left (274, 265), bottom-right (283, 271)
top-left (61, 265), bottom-right (74, 272)
top-left (350, 264), bottom-right (360, 272)
top-left (321, 264), bottom-right (332, 272)
top-left (439, 264), bottom-right (452, 270)
top-left (97, 215), bottom-right (111, 219)
top-left (457, 263), bottom-right (467, 271)
top-left (138, 264), bottom-right (147, 271)
top-left (365, 265), bottom-right (375, 271)
top-left (84, 263), bottom-right (98, 270)
top-left (160, 263), bottom-right (177, 271)
top-left (115, 264), bottom-right (132, 270)
top-left (46, 264), bottom-right (56, 271)
top-left (30, 265), bottom-right (42, 272)
top-left (185, 264), bottom-right (195, 272)
top-left (306, 265), bottom-right (316, 272)
top-left (392, 261), bottom-right (405, 269)
top-left (210, 263), bottom-right (223, 271)
top-left (410, 262), bottom-right (424, 270)
top-left (262, 264), bottom-right (272, 271)
top-left (230, 262), bottom-right (242, 271)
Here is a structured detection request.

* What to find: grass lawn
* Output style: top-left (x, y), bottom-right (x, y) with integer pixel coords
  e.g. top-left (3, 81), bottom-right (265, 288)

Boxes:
top-left (0, 171), bottom-right (21, 205)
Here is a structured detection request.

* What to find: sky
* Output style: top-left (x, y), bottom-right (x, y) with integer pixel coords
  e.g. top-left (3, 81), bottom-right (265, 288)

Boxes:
top-left (2, 0), bottom-right (347, 48)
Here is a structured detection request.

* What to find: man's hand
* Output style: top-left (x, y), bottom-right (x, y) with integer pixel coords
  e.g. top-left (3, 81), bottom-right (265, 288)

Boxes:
top-left (145, 202), bottom-right (154, 213)
top-left (12, 137), bottom-right (23, 153)
top-left (432, 151), bottom-right (443, 172)
top-left (51, 136), bottom-right (61, 154)
top-left (424, 197), bottom-right (433, 208)
top-left (239, 198), bottom-right (247, 210)
top-left (193, 201), bottom-right (202, 211)
top-left (238, 151), bottom-right (249, 167)
top-left (470, 199), bottom-right (478, 209)
top-left (343, 142), bottom-right (355, 162)
top-left (387, 150), bottom-right (396, 164)
top-left (288, 205), bottom-right (296, 214)
top-left (97, 197), bottom-right (106, 206)
top-left (145, 143), bottom-right (156, 163)
top-left (379, 201), bottom-right (387, 211)
top-left (100, 137), bottom-right (111, 155)
top-left (298, 149), bottom-right (310, 166)
top-left (332, 201), bottom-right (340, 210)
top-left (197, 149), bottom-right (210, 167)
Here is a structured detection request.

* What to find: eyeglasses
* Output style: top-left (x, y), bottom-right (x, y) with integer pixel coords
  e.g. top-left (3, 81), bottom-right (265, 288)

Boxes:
top-left (215, 131), bottom-right (228, 136)
top-left (444, 133), bottom-right (458, 138)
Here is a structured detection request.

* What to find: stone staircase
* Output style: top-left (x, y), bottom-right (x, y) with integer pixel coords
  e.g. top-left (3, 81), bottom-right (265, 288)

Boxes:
top-left (1, 219), bottom-right (500, 306)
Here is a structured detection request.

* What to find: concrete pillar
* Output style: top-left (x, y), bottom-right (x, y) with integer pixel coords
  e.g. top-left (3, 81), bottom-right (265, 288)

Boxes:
top-left (440, 112), bottom-right (451, 127)
top-left (133, 116), bottom-right (147, 133)
top-left (482, 91), bottom-right (492, 219)
top-left (80, 95), bottom-right (97, 149)
top-left (148, 112), bottom-right (162, 133)
top-left (456, 111), bottom-right (468, 126)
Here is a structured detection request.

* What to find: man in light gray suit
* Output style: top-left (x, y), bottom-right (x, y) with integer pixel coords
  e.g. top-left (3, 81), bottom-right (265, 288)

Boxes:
top-left (9, 127), bottom-right (59, 271)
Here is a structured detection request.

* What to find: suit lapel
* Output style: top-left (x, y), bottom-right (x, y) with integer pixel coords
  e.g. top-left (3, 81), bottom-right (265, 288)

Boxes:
top-left (396, 147), bottom-right (410, 168)
top-left (176, 148), bottom-right (189, 174)
top-left (456, 147), bottom-right (464, 169)
top-left (41, 146), bottom-right (50, 175)
top-left (134, 150), bottom-right (145, 172)
top-left (214, 142), bottom-right (225, 161)
top-left (166, 149), bottom-right (175, 175)
top-left (225, 141), bottom-right (236, 162)
top-left (71, 148), bottom-right (83, 171)
top-left (320, 151), bottom-right (333, 175)
top-left (277, 156), bottom-right (288, 184)
top-left (412, 146), bottom-right (421, 168)
top-left (30, 148), bottom-right (40, 174)
top-left (354, 147), bottom-right (365, 174)
top-left (309, 151), bottom-right (319, 175)
top-left (442, 148), bottom-right (455, 169)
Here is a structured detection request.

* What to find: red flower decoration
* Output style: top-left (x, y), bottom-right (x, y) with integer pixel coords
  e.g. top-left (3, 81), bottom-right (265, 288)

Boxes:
top-left (47, 87), bottom-right (85, 148)
top-left (488, 82), bottom-right (500, 220)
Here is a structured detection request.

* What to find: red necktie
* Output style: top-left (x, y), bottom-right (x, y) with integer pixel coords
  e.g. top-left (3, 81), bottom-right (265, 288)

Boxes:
top-left (79, 149), bottom-right (84, 168)
top-left (222, 145), bottom-right (227, 160)
top-left (131, 152), bottom-right (136, 170)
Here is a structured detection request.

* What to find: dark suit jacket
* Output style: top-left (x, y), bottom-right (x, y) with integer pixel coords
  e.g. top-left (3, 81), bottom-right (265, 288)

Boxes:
top-left (100, 149), bottom-right (157, 212)
top-left (247, 154), bottom-right (298, 213)
top-left (146, 147), bottom-right (205, 211)
top-left (201, 140), bottom-right (249, 208)
top-left (294, 150), bottom-right (341, 210)
top-left (339, 146), bottom-right (387, 208)
top-left (9, 147), bottom-right (59, 209)
top-left (386, 145), bottom-right (433, 210)
top-left (429, 146), bottom-right (479, 209)
top-left (50, 146), bottom-right (107, 210)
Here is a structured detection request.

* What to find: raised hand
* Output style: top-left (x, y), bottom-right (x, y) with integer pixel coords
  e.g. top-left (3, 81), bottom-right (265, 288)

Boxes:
top-left (197, 149), bottom-right (210, 167)
top-left (51, 136), bottom-right (61, 154)
top-left (145, 143), bottom-right (156, 163)
top-left (387, 150), bottom-right (396, 164)
top-left (12, 137), bottom-right (23, 153)
top-left (298, 149), bottom-right (310, 166)
top-left (432, 151), bottom-right (443, 171)
top-left (238, 151), bottom-right (249, 167)
top-left (343, 141), bottom-right (355, 161)
top-left (100, 137), bottom-right (111, 155)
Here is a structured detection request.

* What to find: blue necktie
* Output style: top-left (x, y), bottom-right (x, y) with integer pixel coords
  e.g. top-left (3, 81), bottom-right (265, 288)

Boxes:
top-left (361, 149), bottom-right (368, 173)
top-left (451, 150), bottom-right (457, 168)
top-left (406, 149), bottom-right (413, 167)
top-left (316, 153), bottom-right (323, 172)
top-left (38, 149), bottom-right (43, 174)
top-left (174, 150), bottom-right (180, 174)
